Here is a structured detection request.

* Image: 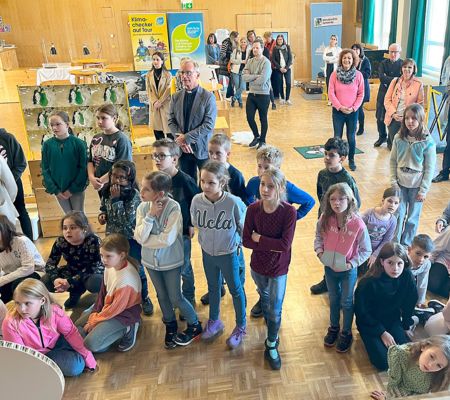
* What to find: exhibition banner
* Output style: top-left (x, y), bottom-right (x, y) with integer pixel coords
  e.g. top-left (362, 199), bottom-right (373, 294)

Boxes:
top-left (310, 2), bottom-right (342, 80)
top-left (167, 12), bottom-right (205, 69)
top-left (128, 13), bottom-right (171, 71)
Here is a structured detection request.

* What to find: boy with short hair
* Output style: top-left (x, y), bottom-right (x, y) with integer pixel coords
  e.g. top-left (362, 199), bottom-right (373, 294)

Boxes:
top-left (246, 145), bottom-right (315, 317)
top-left (199, 134), bottom-right (247, 306)
top-left (151, 139), bottom-right (200, 316)
top-left (409, 234), bottom-right (434, 308)
top-left (310, 138), bottom-right (361, 295)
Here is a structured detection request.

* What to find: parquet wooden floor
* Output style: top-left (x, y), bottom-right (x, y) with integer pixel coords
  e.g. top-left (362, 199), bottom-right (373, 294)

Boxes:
top-left (1, 70), bottom-right (449, 399)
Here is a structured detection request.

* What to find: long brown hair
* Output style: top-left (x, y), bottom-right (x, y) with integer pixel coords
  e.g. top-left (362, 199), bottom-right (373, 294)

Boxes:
top-left (407, 335), bottom-right (450, 392)
top-left (151, 51), bottom-right (168, 71)
top-left (399, 103), bottom-right (427, 140)
top-left (365, 242), bottom-right (410, 278)
top-left (100, 233), bottom-right (139, 270)
top-left (0, 214), bottom-right (23, 252)
top-left (96, 104), bottom-right (124, 130)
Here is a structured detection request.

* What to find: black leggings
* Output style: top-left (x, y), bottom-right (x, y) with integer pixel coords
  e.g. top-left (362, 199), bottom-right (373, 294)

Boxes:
top-left (153, 130), bottom-right (174, 141)
top-left (427, 262), bottom-right (450, 298)
top-left (0, 272), bottom-right (41, 303)
top-left (246, 93), bottom-right (270, 143)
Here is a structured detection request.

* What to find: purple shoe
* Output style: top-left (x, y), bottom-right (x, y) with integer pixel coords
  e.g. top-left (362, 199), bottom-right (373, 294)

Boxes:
top-left (226, 326), bottom-right (246, 349)
top-left (201, 319), bottom-right (224, 341)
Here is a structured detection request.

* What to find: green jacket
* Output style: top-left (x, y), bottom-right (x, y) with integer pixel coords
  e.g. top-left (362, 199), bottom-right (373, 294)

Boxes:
top-left (41, 135), bottom-right (88, 194)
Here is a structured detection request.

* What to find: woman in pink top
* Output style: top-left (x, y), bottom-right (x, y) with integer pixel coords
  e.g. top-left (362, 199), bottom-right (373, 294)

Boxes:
top-left (2, 278), bottom-right (96, 376)
top-left (328, 49), bottom-right (364, 171)
top-left (384, 58), bottom-right (424, 150)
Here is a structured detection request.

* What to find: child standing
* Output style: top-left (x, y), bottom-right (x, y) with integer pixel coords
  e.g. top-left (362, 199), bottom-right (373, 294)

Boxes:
top-left (360, 187), bottom-right (400, 275)
top-left (355, 242), bottom-right (417, 371)
top-left (75, 234), bottom-right (142, 353)
top-left (370, 335), bottom-right (450, 399)
top-left (151, 139), bottom-right (199, 308)
top-left (42, 211), bottom-right (104, 309)
top-left (135, 171), bottom-right (201, 348)
top-left (2, 279), bottom-right (96, 376)
top-left (41, 111), bottom-right (88, 213)
top-left (0, 215), bottom-right (45, 303)
top-left (246, 145), bottom-right (315, 316)
top-left (98, 160), bottom-right (154, 316)
top-left (243, 168), bottom-right (297, 370)
top-left (191, 161), bottom-right (247, 349)
top-left (310, 138), bottom-right (361, 295)
top-left (390, 103), bottom-right (436, 246)
top-left (315, 183), bottom-right (371, 353)
top-left (88, 104), bottom-right (132, 195)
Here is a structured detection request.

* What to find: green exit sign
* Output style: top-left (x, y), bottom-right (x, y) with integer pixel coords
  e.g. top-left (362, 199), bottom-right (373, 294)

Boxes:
top-left (181, 0), bottom-right (193, 9)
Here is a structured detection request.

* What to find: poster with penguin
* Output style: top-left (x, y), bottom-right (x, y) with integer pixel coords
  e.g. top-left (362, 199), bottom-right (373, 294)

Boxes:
top-left (17, 83), bottom-right (132, 159)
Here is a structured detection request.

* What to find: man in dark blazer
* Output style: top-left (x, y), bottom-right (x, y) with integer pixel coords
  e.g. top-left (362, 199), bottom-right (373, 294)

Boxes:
top-left (168, 59), bottom-right (217, 181)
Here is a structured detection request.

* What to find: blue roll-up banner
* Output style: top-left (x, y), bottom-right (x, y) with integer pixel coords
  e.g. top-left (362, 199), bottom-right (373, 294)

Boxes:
top-left (167, 12), bottom-right (206, 69)
top-left (310, 2), bottom-right (343, 80)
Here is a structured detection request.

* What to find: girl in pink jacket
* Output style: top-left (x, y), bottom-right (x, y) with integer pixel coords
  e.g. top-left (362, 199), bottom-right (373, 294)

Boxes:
top-left (2, 278), bottom-right (96, 376)
top-left (314, 182), bottom-right (371, 353)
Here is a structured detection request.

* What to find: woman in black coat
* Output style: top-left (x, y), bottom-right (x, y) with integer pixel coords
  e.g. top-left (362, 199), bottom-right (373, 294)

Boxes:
top-left (351, 43), bottom-right (371, 135)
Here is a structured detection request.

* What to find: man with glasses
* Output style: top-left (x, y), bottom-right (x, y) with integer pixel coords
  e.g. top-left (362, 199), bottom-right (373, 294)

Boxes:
top-left (374, 43), bottom-right (403, 147)
top-left (168, 59), bottom-right (217, 181)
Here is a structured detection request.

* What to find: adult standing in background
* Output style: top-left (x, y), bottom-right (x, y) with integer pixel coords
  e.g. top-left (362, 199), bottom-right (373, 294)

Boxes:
top-left (374, 43), bottom-right (403, 147)
top-left (351, 43), bottom-right (371, 136)
top-left (328, 49), bottom-right (364, 171)
top-left (323, 35), bottom-right (342, 106)
top-left (0, 128), bottom-right (33, 239)
top-left (384, 58), bottom-right (424, 150)
top-left (246, 30), bottom-right (256, 58)
top-left (168, 59), bottom-right (217, 182)
top-left (205, 33), bottom-right (220, 65)
top-left (272, 34), bottom-right (293, 105)
top-left (219, 31), bottom-right (239, 101)
top-left (146, 51), bottom-right (173, 140)
top-left (229, 37), bottom-right (248, 108)
top-left (263, 32), bottom-right (278, 109)
top-left (243, 38), bottom-right (272, 149)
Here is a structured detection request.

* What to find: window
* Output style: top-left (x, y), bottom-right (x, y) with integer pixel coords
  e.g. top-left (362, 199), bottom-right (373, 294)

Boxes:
top-left (373, 0), bottom-right (392, 50)
top-left (423, 0), bottom-right (449, 79)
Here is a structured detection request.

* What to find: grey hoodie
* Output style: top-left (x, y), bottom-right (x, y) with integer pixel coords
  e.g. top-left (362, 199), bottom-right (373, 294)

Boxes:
top-left (190, 191), bottom-right (246, 256)
top-left (242, 56), bottom-right (272, 95)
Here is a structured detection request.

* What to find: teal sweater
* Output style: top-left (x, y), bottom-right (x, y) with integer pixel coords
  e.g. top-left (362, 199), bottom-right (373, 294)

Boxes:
top-left (41, 135), bottom-right (88, 194)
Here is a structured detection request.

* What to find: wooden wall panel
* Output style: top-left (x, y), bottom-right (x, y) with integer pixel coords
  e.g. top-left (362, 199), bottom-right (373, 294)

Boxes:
top-left (1, 0), bottom-right (357, 79)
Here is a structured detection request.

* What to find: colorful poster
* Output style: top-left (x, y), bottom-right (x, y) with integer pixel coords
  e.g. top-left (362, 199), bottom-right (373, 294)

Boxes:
top-left (128, 13), bottom-right (171, 71)
top-left (167, 12), bottom-right (205, 69)
top-left (310, 3), bottom-right (342, 80)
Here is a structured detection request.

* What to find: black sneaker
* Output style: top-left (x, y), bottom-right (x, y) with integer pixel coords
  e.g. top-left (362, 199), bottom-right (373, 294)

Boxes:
top-left (432, 172), bottom-right (449, 183)
top-left (164, 321), bottom-right (178, 349)
top-left (250, 299), bottom-right (263, 318)
top-left (264, 338), bottom-right (281, 370)
top-left (142, 297), bottom-right (154, 316)
top-left (271, 103), bottom-right (276, 110)
top-left (256, 141), bottom-right (266, 149)
top-left (64, 293), bottom-right (82, 309)
top-left (349, 160), bottom-right (356, 171)
top-left (118, 322), bottom-right (140, 352)
top-left (335, 331), bottom-right (353, 353)
top-left (356, 130), bottom-right (364, 136)
top-left (248, 138), bottom-right (259, 148)
top-left (200, 286), bottom-right (226, 305)
top-left (414, 307), bottom-right (435, 325)
top-left (428, 300), bottom-right (446, 314)
top-left (174, 321), bottom-right (203, 346)
top-left (374, 138), bottom-right (386, 147)
top-left (324, 326), bottom-right (340, 347)
top-left (310, 278), bottom-right (328, 295)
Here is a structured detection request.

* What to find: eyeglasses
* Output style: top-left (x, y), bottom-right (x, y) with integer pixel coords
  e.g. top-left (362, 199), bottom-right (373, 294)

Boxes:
top-left (389, 50), bottom-right (400, 54)
top-left (111, 173), bottom-right (128, 183)
top-left (151, 153), bottom-right (172, 161)
top-left (180, 71), bottom-right (195, 76)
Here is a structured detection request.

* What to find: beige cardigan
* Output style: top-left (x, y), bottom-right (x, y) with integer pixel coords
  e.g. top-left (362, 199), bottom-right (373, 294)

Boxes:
top-left (146, 69), bottom-right (172, 133)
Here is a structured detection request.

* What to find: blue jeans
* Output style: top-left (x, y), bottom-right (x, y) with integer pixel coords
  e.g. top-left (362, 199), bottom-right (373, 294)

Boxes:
top-left (181, 236), bottom-right (195, 303)
top-left (251, 269), bottom-right (287, 342)
top-left (46, 336), bottom-right (85, 377)
top-left (202, 250), bottom-right (246, 327)
top-left (394, 185), bottom-right (423, 246)
top-left (128, 238), bottom-right (149, 301)
top-left (332, 108), bottom-right (358, 162)
top-left (231, 72), bottom-right (245, 103)
top-left (324, 266), bottom-right (357, 332)
top-left (148, 266), bottom-right (198, 325)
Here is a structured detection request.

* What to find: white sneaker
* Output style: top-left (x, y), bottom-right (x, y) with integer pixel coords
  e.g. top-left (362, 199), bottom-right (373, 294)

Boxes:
top-left (279, 99), bottom-right (286, 105)
top-left (286, 100), bottom-right (292, 105)
top-left (327, 101), bottom-right (332, 106)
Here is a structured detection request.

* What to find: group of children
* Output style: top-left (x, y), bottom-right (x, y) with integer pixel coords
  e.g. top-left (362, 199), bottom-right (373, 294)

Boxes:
top-left (0, 101), bottom-right (449, 398)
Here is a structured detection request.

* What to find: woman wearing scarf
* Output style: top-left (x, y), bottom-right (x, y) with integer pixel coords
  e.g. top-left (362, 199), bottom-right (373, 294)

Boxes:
top-left (351, 43), bottom-right (371, 136)
top-left (272, 35), bottom-right (293, 105)
top-left (328, 49), bottom-right (364, 171)
top-left (384, 58), bottom-right (424, 150)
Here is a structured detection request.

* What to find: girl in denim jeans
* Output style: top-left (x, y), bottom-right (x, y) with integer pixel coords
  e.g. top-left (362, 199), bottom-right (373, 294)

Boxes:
top-left (314, 182), bottom-right (371, 353)
top-left (191, 161), bottom-right (247, 349)
top-left (243, 168), bottom-right (297, 370)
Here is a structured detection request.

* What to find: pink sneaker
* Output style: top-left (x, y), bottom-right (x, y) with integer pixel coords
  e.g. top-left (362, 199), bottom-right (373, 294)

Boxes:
top-left (201, 319), bottom-right (224, 341)
top-left (226, 326), bottom-right (246, 349)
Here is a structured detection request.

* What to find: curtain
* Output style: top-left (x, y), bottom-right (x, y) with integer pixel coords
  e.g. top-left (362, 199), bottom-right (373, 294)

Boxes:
top-left (441, 2), bottom-right (450, 82)
top-left (361, 0), bottom-right (376, 44)
top-left (389, 0), bottom-right (399, 45)
top-left (406, 0), bottom-right (427, 77)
